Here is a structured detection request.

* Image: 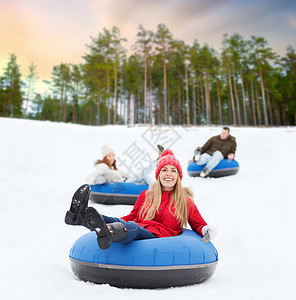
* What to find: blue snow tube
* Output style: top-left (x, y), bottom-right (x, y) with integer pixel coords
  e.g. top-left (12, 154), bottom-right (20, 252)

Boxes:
top-left (187, 159), bottom-right (239, 178)
top-left (69, 229), bottom-right (218, 288)
top-left (90, 182), bottom-right (149, 205)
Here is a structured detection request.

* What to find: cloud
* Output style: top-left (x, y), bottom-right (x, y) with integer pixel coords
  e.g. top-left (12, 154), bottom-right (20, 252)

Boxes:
top-left (86, 0), bottom-right (237, 51)
top-left (287, 15), bottom-right (296, 29)
top-left (1, 0), bottom-right (296, 90)
top-left (0, 1), bottom-right (94, 77)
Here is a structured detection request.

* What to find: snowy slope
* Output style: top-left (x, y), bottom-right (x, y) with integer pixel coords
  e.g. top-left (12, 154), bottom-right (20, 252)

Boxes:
top-left (0, 117), bottom-right (295, 300)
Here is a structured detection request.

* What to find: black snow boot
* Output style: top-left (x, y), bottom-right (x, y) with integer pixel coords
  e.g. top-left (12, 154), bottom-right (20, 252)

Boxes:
top-left (64, 184), bottom-right (91, 226)
top-left (85, 207), bottom-right (128, 250)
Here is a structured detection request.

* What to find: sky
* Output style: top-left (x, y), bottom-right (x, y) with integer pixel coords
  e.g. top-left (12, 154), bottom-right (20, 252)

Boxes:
top-left (0, 0), bottom-right (296, 94)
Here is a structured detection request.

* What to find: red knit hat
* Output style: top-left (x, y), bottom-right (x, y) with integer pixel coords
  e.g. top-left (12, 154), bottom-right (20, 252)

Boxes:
top-left (155, 149), bottom-right (183, 180)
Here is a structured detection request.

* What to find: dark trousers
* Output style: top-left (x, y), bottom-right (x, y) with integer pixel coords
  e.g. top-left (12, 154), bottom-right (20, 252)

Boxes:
top-left (102, 215), bottom-right (156, 243)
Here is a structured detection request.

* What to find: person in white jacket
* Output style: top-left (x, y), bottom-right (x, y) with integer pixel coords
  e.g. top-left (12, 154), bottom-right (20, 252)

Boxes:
top-left (86, 145), bottom-right (164, 185)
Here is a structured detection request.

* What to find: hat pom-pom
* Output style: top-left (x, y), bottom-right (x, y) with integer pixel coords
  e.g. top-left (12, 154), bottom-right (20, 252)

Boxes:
top-left (160, 149), bottom-right (174, 158)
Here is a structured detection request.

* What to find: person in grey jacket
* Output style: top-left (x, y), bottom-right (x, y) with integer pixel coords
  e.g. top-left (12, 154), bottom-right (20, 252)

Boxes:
top-left (193, 127), bottom-right (237, 178)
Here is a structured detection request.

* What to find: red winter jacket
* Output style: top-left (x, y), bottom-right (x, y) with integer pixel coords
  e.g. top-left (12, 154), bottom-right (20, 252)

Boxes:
top-left (121, 190), bottom-right (207, 238)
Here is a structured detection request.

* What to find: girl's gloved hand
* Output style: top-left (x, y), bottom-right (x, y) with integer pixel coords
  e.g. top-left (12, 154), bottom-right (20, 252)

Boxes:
top-left (201, 225), bottom-right (217, 240)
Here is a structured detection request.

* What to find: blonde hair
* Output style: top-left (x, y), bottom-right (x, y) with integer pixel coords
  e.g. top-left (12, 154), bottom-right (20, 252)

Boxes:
top-left (139, 173), bottom-right (193, 228)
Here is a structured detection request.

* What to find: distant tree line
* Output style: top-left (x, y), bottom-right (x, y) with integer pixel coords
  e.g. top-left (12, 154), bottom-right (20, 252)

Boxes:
top-left (1, 24), bottom-right (295, 126)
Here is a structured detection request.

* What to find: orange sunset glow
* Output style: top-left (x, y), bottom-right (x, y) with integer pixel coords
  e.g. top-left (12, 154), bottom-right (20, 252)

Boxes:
top-left (1, 0), bottom-right (296, 93)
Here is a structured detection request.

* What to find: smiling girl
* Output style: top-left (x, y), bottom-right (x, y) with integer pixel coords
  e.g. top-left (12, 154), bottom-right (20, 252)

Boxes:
top-left (66, 149), bottom-right (216, 250)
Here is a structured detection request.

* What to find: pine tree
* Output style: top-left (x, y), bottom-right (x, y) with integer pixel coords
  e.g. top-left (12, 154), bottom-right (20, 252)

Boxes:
top-left (154, 24), bottom-right (174, 124)
top-left (281, 46), bottom-right (296, 124)
top-left (24, 62), bottom-right (38, 118)
top-left (110, 26), bottom-right (126, 124)
top-left (51, 63), bottom-right (71, 122)
top-left (249, 36), bottom-right (279, 125)
top-left (1, 53), bottom-right (23, 117)
top-left (135, 24), bottom-right (153, 124)
top-left (70, 64), bottom-right (83, 123)
top-left (199, 45), bottom-right (216, 124)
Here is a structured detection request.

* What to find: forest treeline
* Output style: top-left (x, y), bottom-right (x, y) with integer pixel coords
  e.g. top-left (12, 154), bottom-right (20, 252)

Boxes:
top-left (1, 24), bottom-right (296, 126)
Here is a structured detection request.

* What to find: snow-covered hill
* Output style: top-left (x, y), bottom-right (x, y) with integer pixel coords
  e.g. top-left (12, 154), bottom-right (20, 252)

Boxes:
top-left (0, 117), bottom-right (295, 300)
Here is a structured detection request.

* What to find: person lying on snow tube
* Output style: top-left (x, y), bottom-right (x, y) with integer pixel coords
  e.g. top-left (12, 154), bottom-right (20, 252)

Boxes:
top-left (85, 144), bottom-right (164, 186)
top-left (192, 126), bottom-right (237, 178)
top-left (65, 149), bottom-right (216, 250)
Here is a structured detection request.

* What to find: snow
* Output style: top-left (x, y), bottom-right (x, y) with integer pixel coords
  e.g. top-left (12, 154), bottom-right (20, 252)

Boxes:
top-left (0, 117), bottom-right (295, 300)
